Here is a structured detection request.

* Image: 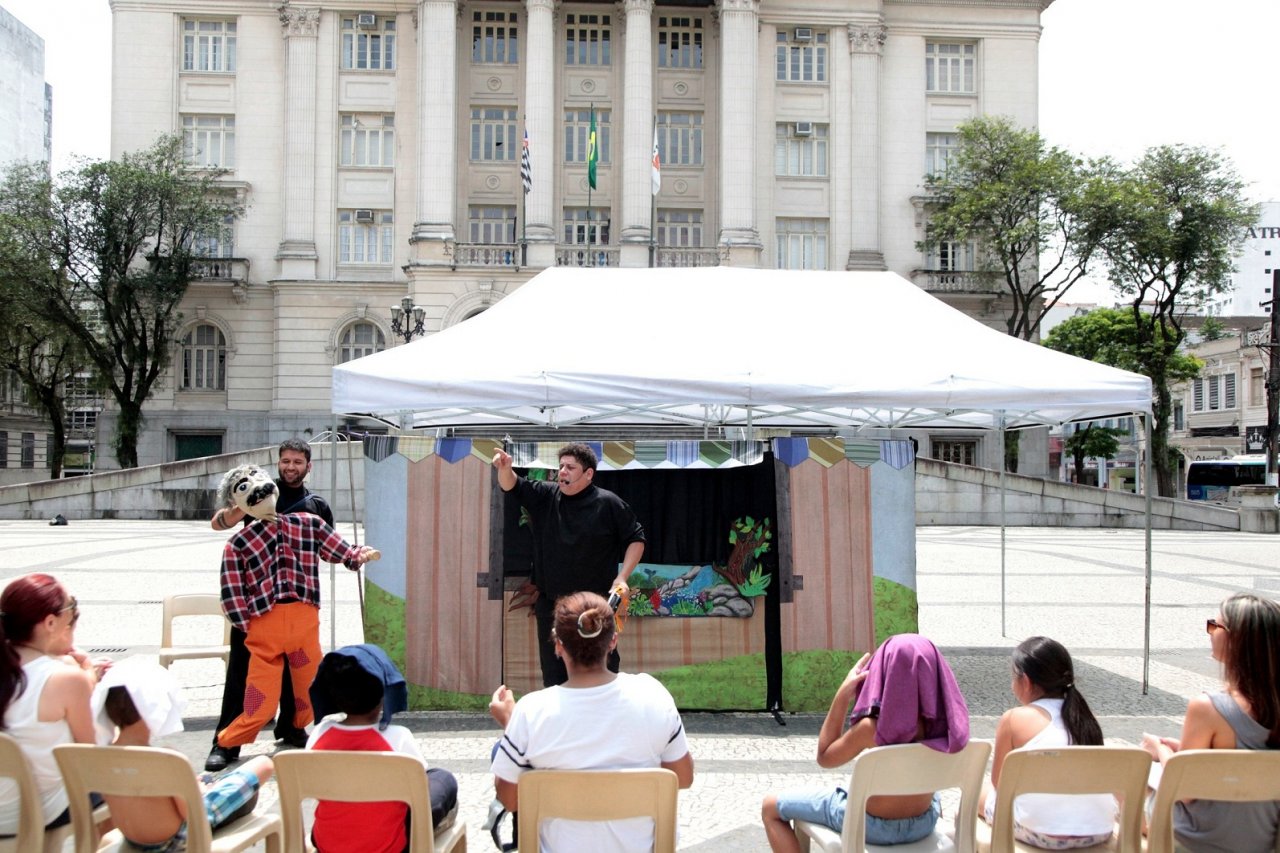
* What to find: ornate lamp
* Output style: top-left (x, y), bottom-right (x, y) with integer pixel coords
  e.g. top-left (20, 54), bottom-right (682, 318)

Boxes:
top-left (390, 295), bottom-right (425, 343)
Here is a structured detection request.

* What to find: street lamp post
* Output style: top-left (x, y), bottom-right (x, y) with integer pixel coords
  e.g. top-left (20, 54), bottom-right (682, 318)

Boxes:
top-left (390, 295), bottom-right (425, 344)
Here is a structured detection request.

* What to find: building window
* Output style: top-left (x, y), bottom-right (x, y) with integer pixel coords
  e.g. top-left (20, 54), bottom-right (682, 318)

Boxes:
top-left (656, 210), bottom-right (702, 247)
top-left (182, 19), bottom-right (236, 73)
top-left (1224, 373), bottom-right (1237, 409)
top-left (70, 410), bottom-right (97, 433)
top-left (926, 41), bottom-right (975, 94)
top-left (1173, 403), bottom-right (1185, 432)
top-left (473, 10), bottom-right (518, 64)
top-left (926, 132), bottom-right (958, 176)
top-left (338, 322), bottom-right (385, 363)
top-left (658, 17), bottom-right (702, 69)
top-left (657, 112), bottom-right (702, 167)
top-left (931, 240), bottom-right (974, 272)
top-left (932, 439), bottom-right (977, 466)
top-left (775, 123), bottom-right (828, 177)
top-left (565, 14), bottom-right (611, 66)
top-left (776, 218), bottom-right (828, 270)
top-left (0, 432), bottom-right (6, 468)
top-left (1192, 378), bottom-right (1204, 412)
top-left (191, 214), bottom-right (235, 258)
top-left (1251, 367), bottom-right (1265, 405)
top-left (776, 30), bottom-right (827, 83)
top-left (341, 16), bottom-right (396, 70)
top-left (469, 205), bottom-right (516, 243)
top-left (1208, 376), bottom-right (1220, 410)
top-left (563, 208), bottom-right (609, 245)
top-left (20, 432), bottom-right (34, 469)
top-left (338, 210), bottom-right (394, 264)
top-left (564, 109), bottom-right (611, 164)
top-left (182, 115), bottom-right (235, 169)
top-left (471, 107), bottom-right (517, 161)
top-left (340, 114), bottom-right (395, 167)
top-left (179, 323), bottom-right (226, 391)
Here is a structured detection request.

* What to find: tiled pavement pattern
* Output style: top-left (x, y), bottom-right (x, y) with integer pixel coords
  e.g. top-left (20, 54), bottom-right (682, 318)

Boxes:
top-left (3, 521), bottom-right (1275, 851)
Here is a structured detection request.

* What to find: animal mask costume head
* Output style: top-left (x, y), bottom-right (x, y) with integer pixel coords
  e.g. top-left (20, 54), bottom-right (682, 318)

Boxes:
top-left (218, 465), bottom-right (278, 522)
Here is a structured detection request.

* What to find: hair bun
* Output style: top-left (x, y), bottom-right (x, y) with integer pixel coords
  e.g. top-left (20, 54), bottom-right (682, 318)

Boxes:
top-left (576, 606), bottom-right (606, 638)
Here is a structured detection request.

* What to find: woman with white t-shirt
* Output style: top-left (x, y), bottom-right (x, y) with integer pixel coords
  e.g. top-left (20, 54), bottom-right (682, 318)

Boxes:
top-left (489, 591), bottom-right (695, 853)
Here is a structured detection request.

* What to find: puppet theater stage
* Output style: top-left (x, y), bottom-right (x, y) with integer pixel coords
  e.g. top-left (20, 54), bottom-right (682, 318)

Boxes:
top-left (333, 268), bottom-right (1152, 712)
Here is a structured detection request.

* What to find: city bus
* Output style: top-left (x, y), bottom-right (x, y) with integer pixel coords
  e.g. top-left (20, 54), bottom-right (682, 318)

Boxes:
top-left (1185, 456), bottom-right (1267, 502)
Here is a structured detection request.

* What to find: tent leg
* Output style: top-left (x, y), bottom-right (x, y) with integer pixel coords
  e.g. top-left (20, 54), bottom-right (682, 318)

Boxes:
top-left (999, 413), bottom-right (1007, 638)
top-left (1142, 411), bottom-right (1153, 695)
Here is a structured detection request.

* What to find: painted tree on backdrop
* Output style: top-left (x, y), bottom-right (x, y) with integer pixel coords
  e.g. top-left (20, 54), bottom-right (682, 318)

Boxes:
top-left (0, 137), bottom-right (240, 468)
top-left (1079, 146), bottom-right (1258, 496)
top-left (920, 115), bottom-right (1100, 342)
top-left (1043, 308), bottom-right (1203, 496)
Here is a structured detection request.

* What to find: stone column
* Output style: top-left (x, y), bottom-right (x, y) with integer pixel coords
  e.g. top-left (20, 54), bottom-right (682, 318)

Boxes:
top-left (620, 0), bottom-right (654, 266)
top-left (716, 0), bottom-right (761, 266)
top-left (522, 0), bottom-right (556, 267)
top-left (410, 0), bottom-right (458, 265)
top-left (846, 21), bottom-right (886, 271)
top-left (276, 5), bottom-right (320, 278)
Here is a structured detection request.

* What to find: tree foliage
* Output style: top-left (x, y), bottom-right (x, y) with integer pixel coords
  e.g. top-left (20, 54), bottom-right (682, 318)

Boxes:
top-left (921, 116), bottom-right (1099, 340)
top-left (1078, 146), bottom-right (1258, 495)
top-left (1063, 424), bottom-right (1128, 485)
top-left (0, 138), bottom-right (240, 468)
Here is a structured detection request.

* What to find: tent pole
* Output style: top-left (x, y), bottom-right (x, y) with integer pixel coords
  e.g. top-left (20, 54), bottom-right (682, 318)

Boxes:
top-left (329, 422), bottom-right (338, 651)
top-left (1142, 410), bottom-right (1153, 695)
top-left (999, 412), bottom-right (1007, 638)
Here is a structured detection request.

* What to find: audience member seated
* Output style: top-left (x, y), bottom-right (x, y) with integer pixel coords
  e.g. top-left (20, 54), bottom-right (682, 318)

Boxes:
top-left (761, 633), bottom-right (970, 852)
top-left (306, 644), bottom-right (459, 852)
top-left (1142, 592), bottom-right (1280, 853)
top-left (488, 591), bottom-right (694, 852)
top-left (979, 636), bottom-right (1116, 848)
top-left (92, 657), bottom-right (273, 851)
top-left (0, 573), bottom-right (105, 837)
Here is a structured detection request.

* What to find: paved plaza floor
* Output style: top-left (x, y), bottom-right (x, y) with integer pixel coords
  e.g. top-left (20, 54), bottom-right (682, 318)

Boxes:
top-left (2, 520), bottom-right (1276, 851)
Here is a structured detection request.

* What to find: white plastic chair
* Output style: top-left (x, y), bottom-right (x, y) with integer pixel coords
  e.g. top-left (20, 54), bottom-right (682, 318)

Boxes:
top-left (1145, 748), bottom-right (1280, 853)
top-left (273, 751), bottom-right (466, 853)
top-left (977, 746), bottom-right (1150, 853)
top-left (53, 743), bottom-right (281, 853)
top-left (0, 732), bottom-right (108, 853)
top-left (158, 593), bottom-right (231, 669)
top-left (516, 768), bottom-right (679, 853)
top-left (793, 740), bottom-right (993, 853)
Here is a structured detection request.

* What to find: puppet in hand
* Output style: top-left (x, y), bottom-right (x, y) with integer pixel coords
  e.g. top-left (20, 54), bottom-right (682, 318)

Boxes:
top-left (215, 464), bottom-right (380, 749)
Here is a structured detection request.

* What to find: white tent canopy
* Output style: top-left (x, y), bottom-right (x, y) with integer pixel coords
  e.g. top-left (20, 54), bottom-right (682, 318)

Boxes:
top-left (332, 268), bottom-right (1151, 430)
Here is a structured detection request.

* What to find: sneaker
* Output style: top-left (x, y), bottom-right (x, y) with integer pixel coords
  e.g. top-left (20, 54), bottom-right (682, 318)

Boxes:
top-left (204, 744), bottom-right (239, 772)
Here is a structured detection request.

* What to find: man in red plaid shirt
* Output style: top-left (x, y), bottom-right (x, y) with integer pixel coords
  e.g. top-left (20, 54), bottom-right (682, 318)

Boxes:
top-left (214, 464), bottom-right (379, 749)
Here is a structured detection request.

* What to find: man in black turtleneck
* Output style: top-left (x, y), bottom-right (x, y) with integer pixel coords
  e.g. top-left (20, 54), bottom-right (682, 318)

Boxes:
top-left (205, 437), bottom-right (334, 771)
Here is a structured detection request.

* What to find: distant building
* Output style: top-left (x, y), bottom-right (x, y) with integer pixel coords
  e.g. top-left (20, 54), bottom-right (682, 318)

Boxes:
top-left (99, 0), bottom-right (1054, 469)
top-left (1170, 325), bottom-right (1271, 462)
top-left (1206, 200), bottom-right (1279, 317)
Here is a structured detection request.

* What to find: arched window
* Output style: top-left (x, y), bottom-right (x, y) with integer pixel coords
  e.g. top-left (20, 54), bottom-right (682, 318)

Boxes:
top-left (179, 323), bottom-right (227, 390)
top-left (338, 322), bottom-right (385, 363)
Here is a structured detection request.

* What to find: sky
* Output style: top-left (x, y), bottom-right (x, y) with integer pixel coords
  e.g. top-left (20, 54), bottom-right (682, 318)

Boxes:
top-left (4, 0), bottom-right (1278, 211)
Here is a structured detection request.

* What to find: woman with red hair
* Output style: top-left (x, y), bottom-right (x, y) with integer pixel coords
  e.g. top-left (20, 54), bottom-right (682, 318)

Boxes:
top-left (0, 573), bottom-right (103, 837)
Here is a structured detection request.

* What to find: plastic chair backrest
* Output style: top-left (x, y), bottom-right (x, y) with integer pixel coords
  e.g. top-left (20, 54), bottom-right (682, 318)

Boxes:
top-left (272, 751), bottom-right (464, 853)
top-left (0, 731), bottom-right (55, 853)
top-left (988, 746), bottom-right (1150, 853)
top-left (840, 741), bottom-right (992, 853)
top-left (516, 768), bottom-right (679, 853)
top-left (1146, 748), bottom-right (1280, 853)
top-left (159, 594), bottom-right (232, 669)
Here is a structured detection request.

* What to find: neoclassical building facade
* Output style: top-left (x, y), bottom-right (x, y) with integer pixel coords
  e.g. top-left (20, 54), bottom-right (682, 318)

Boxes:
top-left (104, 0), bottom-right (1051, 467)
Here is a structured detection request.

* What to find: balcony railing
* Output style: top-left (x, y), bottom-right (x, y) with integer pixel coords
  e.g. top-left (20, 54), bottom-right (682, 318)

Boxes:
top-left (190, 257), bottom-right (249, 284)
top-left (911, 269), bottom-right (1002, 294)
top-left (556, 246), bottom-right (620, 268)
top-left (654, 247), bottom-right (720, 268)
top-left (454, 243), bottom-right (522, 268)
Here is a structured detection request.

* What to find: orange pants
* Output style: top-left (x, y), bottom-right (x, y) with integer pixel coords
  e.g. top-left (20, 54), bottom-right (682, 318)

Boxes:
top-left (217, 602), bottom-right (320, 747)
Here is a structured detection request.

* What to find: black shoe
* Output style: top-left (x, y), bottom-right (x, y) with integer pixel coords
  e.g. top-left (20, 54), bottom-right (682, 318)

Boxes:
top-left (275, 728), bottom-right (309, 749)
top-left (204, 745), bottom-right (239, 772)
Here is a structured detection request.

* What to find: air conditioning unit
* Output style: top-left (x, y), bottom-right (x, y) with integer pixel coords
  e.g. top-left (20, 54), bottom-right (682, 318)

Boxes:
top-left (794, 121), bottom-right (814, 137)
top-left (793, 27), bottom-right (813, 41)
top-left (356, 12), bottom-right (377, 28)
top-left (354, 209), bottom-right (375, 224)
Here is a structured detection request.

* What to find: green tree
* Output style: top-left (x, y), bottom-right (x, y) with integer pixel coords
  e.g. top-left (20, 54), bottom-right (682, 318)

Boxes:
top-left (0, 139), bottom-right (240, 468)
top-left (1063, 424), bottom-right (1128, 486)
top-left (1080, 146), bottom-right (1258, 495)
top-left (921, 116), bottom-right (1099, 341)
top-left (1044, 308), bottom-right (1203, 496)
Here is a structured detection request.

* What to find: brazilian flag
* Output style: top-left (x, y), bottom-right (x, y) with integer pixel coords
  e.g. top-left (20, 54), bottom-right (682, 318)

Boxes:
top-left (587, 108), bottom-right (598, 190)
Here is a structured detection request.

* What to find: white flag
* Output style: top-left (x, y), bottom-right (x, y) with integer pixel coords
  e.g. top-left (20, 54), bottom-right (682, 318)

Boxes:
top-left (651, 125), bottom-right (661, 196)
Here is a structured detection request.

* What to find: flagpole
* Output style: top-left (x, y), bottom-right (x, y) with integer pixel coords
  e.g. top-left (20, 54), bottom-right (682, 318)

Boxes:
top-left (586, 102), bottom-right (594, 267)
top-left (649, 117), bottom-right (656, 268)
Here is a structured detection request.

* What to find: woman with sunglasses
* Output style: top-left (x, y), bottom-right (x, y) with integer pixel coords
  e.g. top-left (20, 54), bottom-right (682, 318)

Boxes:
top-left (0, 573), bottom-right (105, 837)
top-left (1142, 592), bottom-right (1280, 853)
